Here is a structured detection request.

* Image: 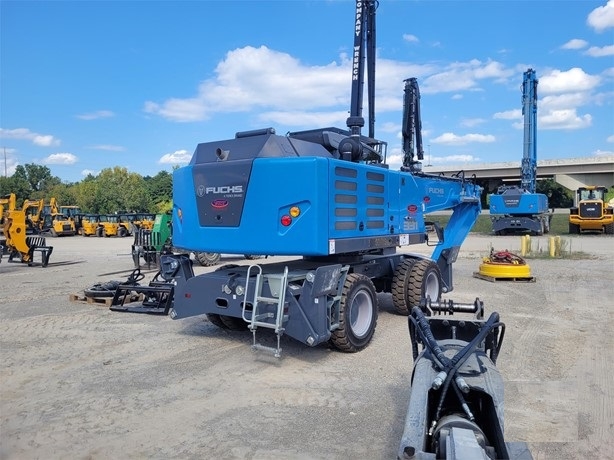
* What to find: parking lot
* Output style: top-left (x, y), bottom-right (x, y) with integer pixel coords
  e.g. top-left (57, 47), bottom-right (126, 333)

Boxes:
top-left (1, 234), bottom-right (612, 459)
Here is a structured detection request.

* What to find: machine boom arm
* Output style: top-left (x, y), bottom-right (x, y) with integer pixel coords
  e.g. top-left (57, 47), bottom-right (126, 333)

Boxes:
top-left (521, 68), bottom-right (538, 193)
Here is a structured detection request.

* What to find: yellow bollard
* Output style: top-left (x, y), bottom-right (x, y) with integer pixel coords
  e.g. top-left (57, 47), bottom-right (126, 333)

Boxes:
top-left (549, 236), bottom-right (561, 257)
top-left (520, 235), bottom-right (531, 256)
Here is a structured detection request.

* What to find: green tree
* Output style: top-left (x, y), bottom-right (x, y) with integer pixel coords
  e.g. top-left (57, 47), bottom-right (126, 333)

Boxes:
top-left (13, 164), bottom-right (61, 196)
top-left (536, 179), bottom-right (573, 208)
top-left (0, 175), bottom-right (32, 204)
top-left (89, 166), bottom-right (151, 213)
top-left (144, 170), bottom-right (173, 208)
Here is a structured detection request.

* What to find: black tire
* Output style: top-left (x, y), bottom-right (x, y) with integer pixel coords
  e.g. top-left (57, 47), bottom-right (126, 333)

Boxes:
top-left (96, 227), bottom-right (104, 237)
top-left (206, 313), bottom-right (248, 331)
top-left (605, 222), bottom-right (614, 235)
top-left (330, 273), bottom-right (378, 353)
top-left (118, 227), bottom-right (128, 238)
top-left (195, 252), bottom-right (221, 266)
top-left (569, 223), bottom-right (580, 234)
top-left (84, 280), bottom-right (121, 298)
top-left (391, 258), bottom-right (417, 315)
top-left (406, 259), bottom-right (442, 308)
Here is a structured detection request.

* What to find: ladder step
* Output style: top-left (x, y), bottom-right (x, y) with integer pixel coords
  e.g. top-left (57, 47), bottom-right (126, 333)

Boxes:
top-left (257, 296), bottom-right (281, 304)
top-left (251, 343), bottom-right (282, 358)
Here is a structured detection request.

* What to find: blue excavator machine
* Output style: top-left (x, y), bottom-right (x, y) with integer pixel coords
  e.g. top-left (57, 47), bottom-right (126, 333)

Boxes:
top-left (167, 0), bottom-right (482, 357)
top-left (489, 68), bottom-right (551, 235)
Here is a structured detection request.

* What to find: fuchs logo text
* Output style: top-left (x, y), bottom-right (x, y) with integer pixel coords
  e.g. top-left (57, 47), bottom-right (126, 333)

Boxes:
top-left (206, 186), bottom-right (243, 194)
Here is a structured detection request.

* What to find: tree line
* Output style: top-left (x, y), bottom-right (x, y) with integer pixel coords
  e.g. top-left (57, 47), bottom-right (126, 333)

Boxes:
top-left (0, 164), bottom-right (172, 214)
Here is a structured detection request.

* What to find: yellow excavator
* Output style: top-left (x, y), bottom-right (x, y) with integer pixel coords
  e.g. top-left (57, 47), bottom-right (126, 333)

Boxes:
top-left (1, 204), bottom-right (53, 267)
top-left (21, 198), bottom-right (45, 233)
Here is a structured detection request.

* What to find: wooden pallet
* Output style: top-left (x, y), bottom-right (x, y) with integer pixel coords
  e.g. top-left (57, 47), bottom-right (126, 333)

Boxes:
top-left (69, 293), bottom-right (114, 307)
top-left (472, 272), bottom-right (536, 283)
top-left (69, 292), bottom-right (146, 308)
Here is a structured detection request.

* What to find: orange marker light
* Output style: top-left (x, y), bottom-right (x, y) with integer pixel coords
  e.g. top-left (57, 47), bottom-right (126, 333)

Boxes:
top-left (290, 206), bottom-right (300, 218)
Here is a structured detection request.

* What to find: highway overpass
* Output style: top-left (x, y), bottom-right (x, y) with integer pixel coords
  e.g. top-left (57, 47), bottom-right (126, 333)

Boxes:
top-left (423, 155), bottom-right (614, 193)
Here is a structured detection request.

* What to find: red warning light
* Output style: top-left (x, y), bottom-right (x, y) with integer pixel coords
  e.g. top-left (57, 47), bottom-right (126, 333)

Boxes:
top-left (407, 204), bottom-right (418, 213)
top-left (281, 215), bottom-right (292, 226)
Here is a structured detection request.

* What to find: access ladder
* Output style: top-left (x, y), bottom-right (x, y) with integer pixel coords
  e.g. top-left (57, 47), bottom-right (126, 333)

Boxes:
top-left (242, 265), bottom-right (290, 358)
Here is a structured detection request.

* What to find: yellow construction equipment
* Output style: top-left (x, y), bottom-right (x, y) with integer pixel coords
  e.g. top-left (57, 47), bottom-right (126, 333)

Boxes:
top-left (21, 198), bottom-right (45, 232)
top-left (1, 208), bottom-right (53, 266)
top-left (98, 214), bottom-right (131, 237)
top-left (0, 193), bottom-right (18, 231)
top-left (38, 198), bottom-right (76, 236)
top-left (80, 214), bottom-right (101, 236)
top-left (569, 186), bottom-right (614, 234)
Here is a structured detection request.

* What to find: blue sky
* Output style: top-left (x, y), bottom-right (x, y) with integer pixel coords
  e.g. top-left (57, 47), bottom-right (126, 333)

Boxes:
top-left (1, 0), bottom-right (613, 183)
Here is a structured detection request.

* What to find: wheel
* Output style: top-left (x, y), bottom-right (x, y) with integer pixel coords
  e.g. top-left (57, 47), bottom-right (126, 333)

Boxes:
top-left (330, 273), bottom-right (378, 353)
top-left (96, 227), bottom-right (104, 237)
top-left (391, 258), bottom-right (417, 315)
top-left (569, 223), bottom-right (580, 234)
top-left (118, 227), bottom-right (128, 238)
top-left (206, 313), bottom-right (248, 330)
top-left (406, 259), bottom-right (442, 308)
top-left (605, 222), bottom-right (614, 235)
top-left (195, 252), bottom-right (221, 266)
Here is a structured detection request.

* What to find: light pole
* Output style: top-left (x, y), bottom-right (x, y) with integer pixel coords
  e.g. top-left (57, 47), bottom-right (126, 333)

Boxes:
top-left (427, 144), bottom-right (432, 166)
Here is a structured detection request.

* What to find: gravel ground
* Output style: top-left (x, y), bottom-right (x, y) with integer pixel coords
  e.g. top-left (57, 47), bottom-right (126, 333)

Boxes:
top-left (0, 233), bottom-right (612, 459)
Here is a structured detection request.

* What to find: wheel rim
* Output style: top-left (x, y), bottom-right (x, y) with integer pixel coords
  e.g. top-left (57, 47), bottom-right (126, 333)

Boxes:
top-left (349, 290), bottom-right (373, 338)
top-left (424, 270), bottom-right (440, 301)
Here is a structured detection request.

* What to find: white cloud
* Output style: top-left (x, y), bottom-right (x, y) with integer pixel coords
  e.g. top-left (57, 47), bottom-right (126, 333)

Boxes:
top-left (587, 0), bottom-right (614, 32)
top-left (76, 110), bottom-right (115, 120)
top-left (159, 149), bottom-right (192, 165)
top-left (561, 39), bottom-right (588, 50)
top-left (44, 153), bottom-right (78, 164)
top-left (0, 128), bottom-right (60, 146)
top-left (143, 46), bottom-right (514, 124)
top-left (539, 109), bottom-right (592, 130)
top-left (420, 59), bottom-right (513, 94)
top-left (144, 45), bottom-right (353, 122)
top-left (81, 169), bottom-right (100, 177)
top-left (431, 132), bottom-right (496, 145)
top-left (539, 68), bottom-right (601, 94)
top-left (594, 149), bottom-right (614, 155)
top-left (585, 44), bottom-right (614, 57)
top-left (607, 135), bottom-right (614, 143)
top-left (402, 34), bottom-right (419, 43)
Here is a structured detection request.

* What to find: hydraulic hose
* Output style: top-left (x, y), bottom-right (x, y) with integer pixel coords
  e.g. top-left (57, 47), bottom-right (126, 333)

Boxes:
top-left (434, 312), bottom-right (501, 420)
top-left (410, 307), bottom-right (452, 369)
